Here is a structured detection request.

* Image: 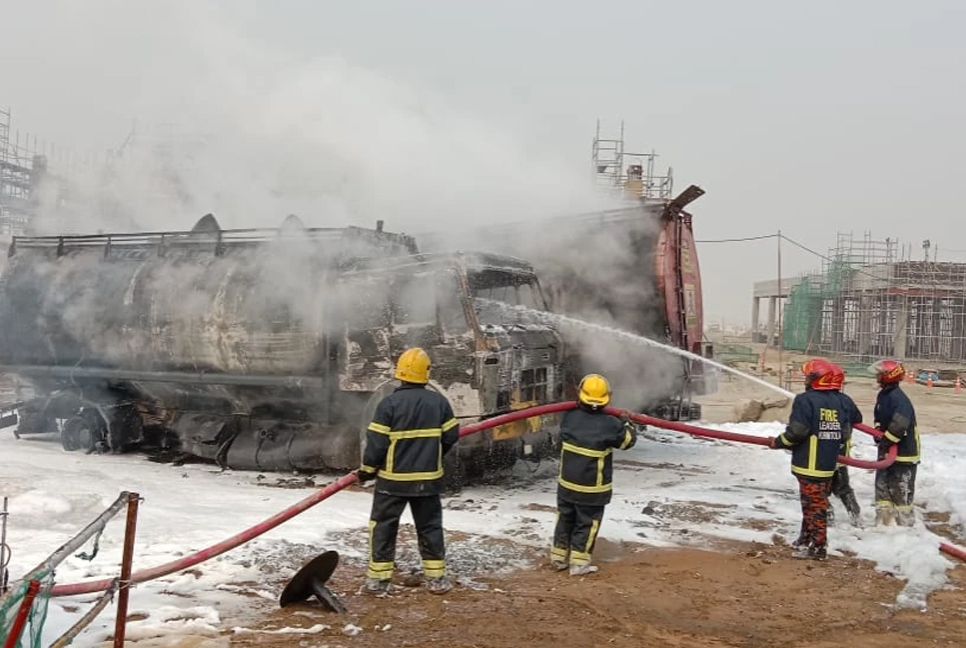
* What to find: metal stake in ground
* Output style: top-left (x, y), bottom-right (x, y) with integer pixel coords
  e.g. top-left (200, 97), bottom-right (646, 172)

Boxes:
top-left (1, 496), bottom-right (9, 594)
top-left (280, 550), bottom-right (346, 613)
top-left (114, 492), bottom-right (141, 648)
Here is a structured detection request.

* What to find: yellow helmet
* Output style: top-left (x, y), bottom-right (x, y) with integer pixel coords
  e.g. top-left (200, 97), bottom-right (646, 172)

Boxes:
top-left (394, 347), bottom-right (431, 384)
top-left (578, 373), bottom-right (611, 407)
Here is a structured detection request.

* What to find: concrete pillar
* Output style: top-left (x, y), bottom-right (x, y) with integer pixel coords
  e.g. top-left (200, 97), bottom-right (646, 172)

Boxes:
top-left (952, 298), bottom-right (965, 361)
top-left (857, 295), bottom-right (872, 359)
top-left (894, 297), bottom-right (908, 361)
top-left (751, 297), bottom-right (760, 337)
top-left (766, 297), bottom-right (777, 346)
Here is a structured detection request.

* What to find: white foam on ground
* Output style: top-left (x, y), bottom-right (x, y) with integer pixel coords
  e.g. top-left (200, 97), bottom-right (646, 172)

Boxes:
top-left (1, 420), bottom-right (963, 643)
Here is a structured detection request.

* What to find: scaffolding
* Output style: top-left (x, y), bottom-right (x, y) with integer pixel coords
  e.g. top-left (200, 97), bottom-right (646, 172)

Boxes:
top-left (0, 107), bottom-right (41, 237)
top-left (592, 120), bottom-right (673, 201)
top-left (782, 231), bottom-right (966, 367)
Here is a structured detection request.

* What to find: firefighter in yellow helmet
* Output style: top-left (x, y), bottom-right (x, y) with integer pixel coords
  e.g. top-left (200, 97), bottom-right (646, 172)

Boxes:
top-left (357, 347), bottom-right (460, 595)
top-left (551, 374), bottom-right (637, 575)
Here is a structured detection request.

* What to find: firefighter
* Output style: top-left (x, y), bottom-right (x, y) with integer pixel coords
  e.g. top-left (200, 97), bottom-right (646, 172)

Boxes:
top-left (356, 347), bottom-right (460, 595)
top-left (770, 359), bottom-right (860, 560)
top-left (826, 362), bottom-right (863, 527)
top-left (870, 359), bottom-right (921, 527)
top-left (551, 373), bottom-right (637, 576)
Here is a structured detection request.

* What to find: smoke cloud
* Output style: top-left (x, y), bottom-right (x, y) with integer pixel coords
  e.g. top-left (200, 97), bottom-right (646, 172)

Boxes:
top-left (4, 2), bottom-right (693, 416)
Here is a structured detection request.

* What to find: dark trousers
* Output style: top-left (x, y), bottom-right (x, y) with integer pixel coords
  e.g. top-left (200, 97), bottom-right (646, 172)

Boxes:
top-left (552, 495), bottom-right (605, 566)
top-left (367, 491), bottom-right (445, 581)
top-left (797, 477), bottom-right (830, 549)
top-left (827, 466), bottom-right (861, 521)
top-left (875, 463), bottom-right (918, 526)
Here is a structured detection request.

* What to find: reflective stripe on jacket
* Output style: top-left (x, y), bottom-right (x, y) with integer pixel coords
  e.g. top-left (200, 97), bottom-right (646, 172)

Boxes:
top-left (778, 390), bottom-right (859, 480)
top-left (557, 406), bottom-right (637, 506)
top-left (361, 383), bottom-right (459, 496)
top-left (875, 385), bottom-right (920, 464)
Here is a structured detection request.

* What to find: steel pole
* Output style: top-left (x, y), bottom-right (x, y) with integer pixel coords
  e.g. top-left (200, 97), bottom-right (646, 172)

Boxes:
top-left (113, 493), bottom-right (140, 648)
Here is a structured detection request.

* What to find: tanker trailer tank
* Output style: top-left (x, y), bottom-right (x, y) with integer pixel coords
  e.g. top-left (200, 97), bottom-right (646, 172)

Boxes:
top-left (419, 184), bottom-right (715, 421)
top-left (0, 215), bottom-right (568, 481)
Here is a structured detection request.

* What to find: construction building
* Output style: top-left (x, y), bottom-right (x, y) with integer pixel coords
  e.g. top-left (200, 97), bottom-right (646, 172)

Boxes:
top-left (755, 232), bottom-right (966, 367)
top-left (0, 107), bottom-right (47, 238)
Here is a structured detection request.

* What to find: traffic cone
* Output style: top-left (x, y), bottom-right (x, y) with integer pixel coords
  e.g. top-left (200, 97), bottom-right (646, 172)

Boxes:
top-left (906, 372), bottom-right (914, 384)
top-left (956, 376), bottom-right (962, 395)
top-left (927, 375), bottom-right (934, 389)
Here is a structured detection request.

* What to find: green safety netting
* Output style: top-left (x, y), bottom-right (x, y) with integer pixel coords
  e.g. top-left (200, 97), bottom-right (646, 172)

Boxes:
top-left (0, 568), bottom-right (54, 648)
top-left (1, 492), bottom-right (129, 648)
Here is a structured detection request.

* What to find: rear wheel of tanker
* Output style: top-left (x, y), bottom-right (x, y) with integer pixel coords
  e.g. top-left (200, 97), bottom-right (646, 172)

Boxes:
top-left (62, 410), bottom-right (108, 454)
top-left (62, 415), bottom-right (94, 452)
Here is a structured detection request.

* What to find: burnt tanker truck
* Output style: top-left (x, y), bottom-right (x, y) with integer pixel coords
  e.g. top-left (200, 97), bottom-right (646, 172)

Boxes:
top-left (0, 182), bottom-right (713, 478)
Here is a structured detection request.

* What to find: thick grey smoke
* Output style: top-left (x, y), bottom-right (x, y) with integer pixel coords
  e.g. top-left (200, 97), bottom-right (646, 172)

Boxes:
top-left (5, 1), bottom-right (693, 414)
top-left (22, 2), bottom-right (609, 236)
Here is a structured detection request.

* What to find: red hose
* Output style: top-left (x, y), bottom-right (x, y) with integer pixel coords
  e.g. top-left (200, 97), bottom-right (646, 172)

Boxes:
top-left (50, 399), bottom-right (897, 598)
top-left (51, 472), bottom-right (359, 597)
top-left (51, 403), bottom-right (577, 598)
top-left (940, 542), bottom-right (966, 562)
top-left (603, 407), bottom-right (898, 471)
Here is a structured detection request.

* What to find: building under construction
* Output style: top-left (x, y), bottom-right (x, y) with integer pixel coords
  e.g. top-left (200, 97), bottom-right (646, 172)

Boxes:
top-left (769, 232), bottom-right (966, 366)
top-left (0, 107), bottom-right (46, 238)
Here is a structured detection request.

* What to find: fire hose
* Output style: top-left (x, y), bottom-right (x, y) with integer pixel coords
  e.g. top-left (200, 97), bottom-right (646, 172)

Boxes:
top-left (49, 401), bottom-right (961, 597)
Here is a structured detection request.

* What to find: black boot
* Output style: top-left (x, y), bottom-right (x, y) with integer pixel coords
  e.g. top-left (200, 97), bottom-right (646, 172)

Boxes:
top-left (841, 492), bottom-right (861, 527)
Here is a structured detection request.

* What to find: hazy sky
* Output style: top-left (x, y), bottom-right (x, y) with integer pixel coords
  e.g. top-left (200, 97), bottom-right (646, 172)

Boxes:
top-left (2, 0), bottom-right (964, 325)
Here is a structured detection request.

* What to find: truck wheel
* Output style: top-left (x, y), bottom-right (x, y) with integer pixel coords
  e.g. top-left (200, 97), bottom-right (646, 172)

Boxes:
top-left (62, 415), bottom-right (95, 452)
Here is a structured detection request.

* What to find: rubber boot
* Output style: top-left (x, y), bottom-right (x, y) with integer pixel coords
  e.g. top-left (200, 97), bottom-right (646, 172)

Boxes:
top-left (551, 559), bottom-right (569, 571)
top-left (793, 544), bottom-right (827, 561)
top-left (875, 507), bottom-right (896, 527)
top-left (363, 578), bottom-right (391, 595)
top-left (569, 564), bottom-right (599, 576)
top-left (896, 508), bottom-right (915, 527)
top-left (426, 575), bottom-right (453, 595)
top-left (841, 492), bottom-right (862, 527)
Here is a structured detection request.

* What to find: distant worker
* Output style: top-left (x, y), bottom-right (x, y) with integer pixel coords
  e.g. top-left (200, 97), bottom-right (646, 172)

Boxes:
top-left (552, 373), bottom-right (637, 575)
top-left (356, 347), bottom-right (460, 595)
top-left (826, 362), bottom-right (863, 527)
top-left (770, 359), bottom-right (860, 560)
top-left (870, 359), bottom-right (921, 527)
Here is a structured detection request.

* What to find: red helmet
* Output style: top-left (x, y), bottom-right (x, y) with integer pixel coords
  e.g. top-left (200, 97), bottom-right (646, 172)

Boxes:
top-left (801, 358), bottom-right (839, 391)
top-left (870, 359), bottom-right (905, 386)
top-left (827, 362), bottom-right (845, 391)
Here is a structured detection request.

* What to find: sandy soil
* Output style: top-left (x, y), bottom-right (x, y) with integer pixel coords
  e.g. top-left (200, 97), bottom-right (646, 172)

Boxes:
top-left (213, 536), bottom-right (966, 648)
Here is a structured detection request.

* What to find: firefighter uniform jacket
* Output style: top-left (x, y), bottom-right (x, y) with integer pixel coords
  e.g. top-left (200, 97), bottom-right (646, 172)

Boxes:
top-left (875, 385), bottom-right (920, 464)
top-left (777, 390), bottom-right (860, 480)
top-left (557, 406), bottom-right (637, 506)
top-left (360, 383), bottom-right (460, 496)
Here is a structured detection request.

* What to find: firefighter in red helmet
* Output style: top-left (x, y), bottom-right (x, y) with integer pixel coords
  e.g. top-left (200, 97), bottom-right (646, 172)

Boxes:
top-left (826, 362), bottom-right (863, 527)
top-left (870, 359), bottom-right (920, 526)
top-left (770, 359), bottom-right (861, 560)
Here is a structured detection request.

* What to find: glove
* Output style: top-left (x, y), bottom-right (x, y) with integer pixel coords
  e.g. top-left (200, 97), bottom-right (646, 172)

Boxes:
top-left (769, 436), bottom-right (784, 449)
top-left (356, 468), bottom-right (377, 483)
top-left (876, 436), bottom-right (894, 454)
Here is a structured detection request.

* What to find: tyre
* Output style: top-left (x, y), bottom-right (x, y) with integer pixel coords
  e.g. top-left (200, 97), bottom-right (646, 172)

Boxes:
top-left (62, 415), bottom-right (97, 453)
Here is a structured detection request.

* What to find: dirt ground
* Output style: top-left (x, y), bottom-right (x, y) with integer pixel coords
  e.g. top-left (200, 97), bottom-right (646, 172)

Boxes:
top-left (218, 537), bottom-right (966, 648)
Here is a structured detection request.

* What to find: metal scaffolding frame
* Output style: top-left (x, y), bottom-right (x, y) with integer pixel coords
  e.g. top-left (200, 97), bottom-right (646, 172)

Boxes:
top-left (781, 231), bottom-right (966, 366)
top-left (591, 120), bottom-right (674, 201)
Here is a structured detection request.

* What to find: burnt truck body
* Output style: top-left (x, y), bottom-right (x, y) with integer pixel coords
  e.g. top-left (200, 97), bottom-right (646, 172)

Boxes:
top-left (422, 186), bottom-right (715, 420)
top-left (0, 215), bottom-right (565, 474)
